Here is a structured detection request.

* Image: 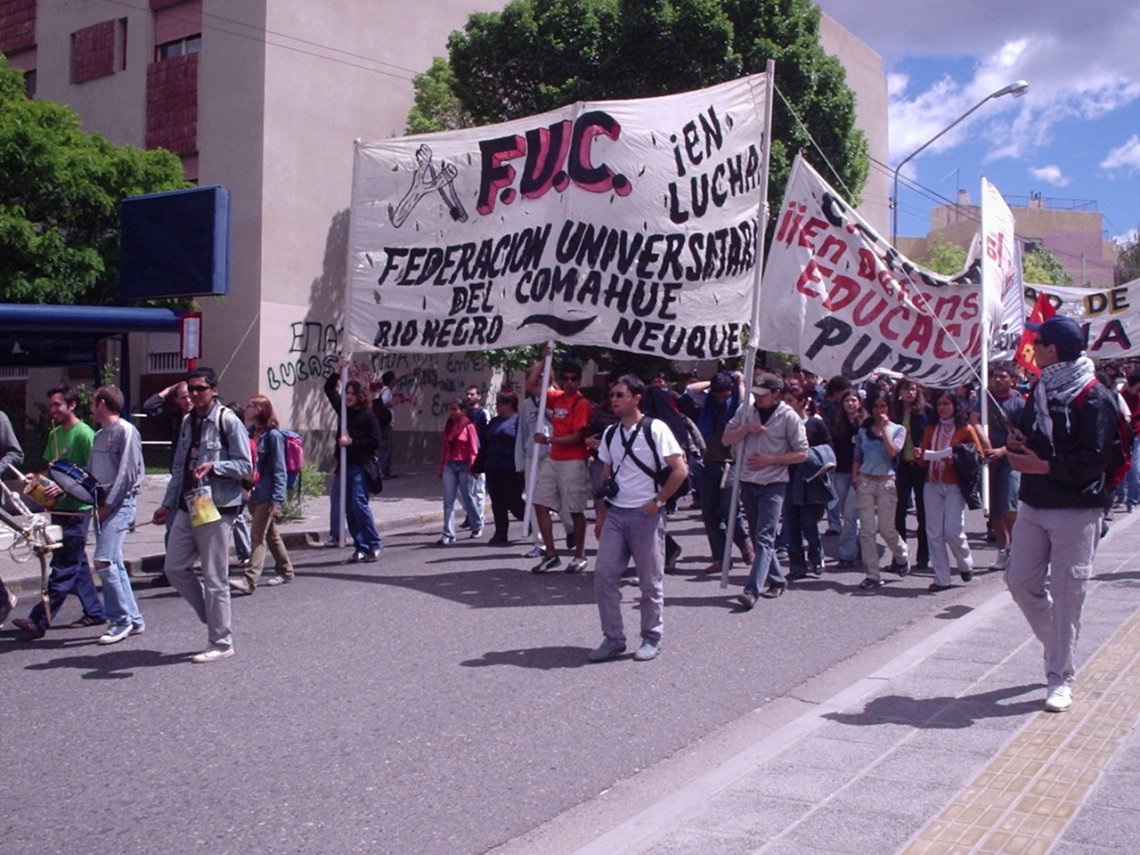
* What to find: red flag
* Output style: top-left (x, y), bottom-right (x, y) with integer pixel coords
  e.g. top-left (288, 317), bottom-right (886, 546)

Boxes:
top-left (1015, 292), bottom-right (1057, 377)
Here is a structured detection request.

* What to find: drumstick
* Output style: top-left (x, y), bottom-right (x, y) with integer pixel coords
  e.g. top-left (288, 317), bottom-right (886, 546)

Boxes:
top-left (115, 519), bottom-right (161, 532)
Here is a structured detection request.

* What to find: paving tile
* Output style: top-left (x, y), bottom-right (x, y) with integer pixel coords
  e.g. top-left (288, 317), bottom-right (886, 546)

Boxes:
top-left (734, 761), bottom-right (857, 802)
top-left (783, 805), bottom-right (917, 853)
top-left (682, 790), bottom-right (813, 839)
top-left (905, 724), bottom-right (1011, 757)
top-left (772, 733), bottom-right (887, 772)
top-left (812, 718), bottom-right (916, 747)
top-left (1060, 804), bottom-right (1140, 849)
top-left (826, 775), bottom-right (960, 819)
top-left (651, 825), bottom-right (762, 855)
top-left (871, 746), bottom-right (992, 787)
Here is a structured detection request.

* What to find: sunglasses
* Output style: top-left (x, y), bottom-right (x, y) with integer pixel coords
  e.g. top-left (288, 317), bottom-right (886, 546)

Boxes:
top-left (561, 375), bottom-right (580, 382)
top-left (187, 384), bottom-right (211, 393)
top-left (609, 391), bottom-right (628, 398)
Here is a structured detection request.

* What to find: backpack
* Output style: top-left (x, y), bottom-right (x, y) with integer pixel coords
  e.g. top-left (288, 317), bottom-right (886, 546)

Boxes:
top-left (280, 429), bottom-right (305, 490)
top-left (602, 417), bottom-right (692, 508)
top-left (1075, 380), bottom-right (1132, 494)
top-left (216, 407), bottom-right (259, 489)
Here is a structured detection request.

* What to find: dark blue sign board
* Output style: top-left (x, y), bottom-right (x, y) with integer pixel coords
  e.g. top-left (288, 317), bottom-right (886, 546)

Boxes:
top-left (119, 185), bottom-right (231, 300)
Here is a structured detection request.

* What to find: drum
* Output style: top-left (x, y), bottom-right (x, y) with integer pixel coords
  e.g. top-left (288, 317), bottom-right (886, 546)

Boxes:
top-left (24, 473), bottom-right (59, 510)
top-left (48, 460), bottom-right (101, 505)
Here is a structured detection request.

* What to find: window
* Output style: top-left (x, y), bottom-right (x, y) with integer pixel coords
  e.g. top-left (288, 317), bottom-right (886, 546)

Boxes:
top-left (156, 34), bottom-right (201, 61)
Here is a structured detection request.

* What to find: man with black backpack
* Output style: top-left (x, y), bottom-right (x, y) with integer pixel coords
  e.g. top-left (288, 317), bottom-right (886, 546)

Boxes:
top-left (1006, 316), bottom-right (1120, 713)
top-left (587, 375), bottom-right (688, 663)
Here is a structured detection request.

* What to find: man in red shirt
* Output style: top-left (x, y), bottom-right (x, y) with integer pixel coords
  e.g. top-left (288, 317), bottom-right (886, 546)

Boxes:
top-left (528, 359), bottom-right (593, 573)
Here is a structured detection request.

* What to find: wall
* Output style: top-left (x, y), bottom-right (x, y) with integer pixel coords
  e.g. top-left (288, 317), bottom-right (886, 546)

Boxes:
top-left (34, 0), bottom-right (150, 144)
top-left (819, 11), bottom-right (890, 236)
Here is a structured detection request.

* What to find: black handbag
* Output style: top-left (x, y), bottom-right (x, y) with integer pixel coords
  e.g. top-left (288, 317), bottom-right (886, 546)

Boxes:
top-left (952, 442), bottom-right (984, 510)
top-left (363, 454), bottom-right (384, 494)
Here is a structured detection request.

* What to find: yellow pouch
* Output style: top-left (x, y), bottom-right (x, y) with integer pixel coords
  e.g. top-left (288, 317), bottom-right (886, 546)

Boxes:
top-left (184, 486), bottom-right (220, 527)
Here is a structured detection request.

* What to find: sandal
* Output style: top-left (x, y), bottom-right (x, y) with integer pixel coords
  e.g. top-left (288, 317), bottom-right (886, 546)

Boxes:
top-left (67, 615), bottom-right (105, 628)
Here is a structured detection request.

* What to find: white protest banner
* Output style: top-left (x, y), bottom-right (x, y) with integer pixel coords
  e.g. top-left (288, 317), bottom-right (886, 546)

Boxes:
top-left (345, 75), bottom-right (770, 358)
top-left (758, 155), bottom-right (984, 385)
top-left (1000, 279), bottom-right (1140, 360)
top-left (980, 176), bottom-right (1018, 335)
top-left (989, 240), bottom-right (1025, 361)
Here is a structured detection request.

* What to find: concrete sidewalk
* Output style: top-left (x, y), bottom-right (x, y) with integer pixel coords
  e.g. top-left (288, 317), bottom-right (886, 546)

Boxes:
top-left (0, 462), bottom-right (450, 592)
top-left (497, 509), bottom-right (1140, 854)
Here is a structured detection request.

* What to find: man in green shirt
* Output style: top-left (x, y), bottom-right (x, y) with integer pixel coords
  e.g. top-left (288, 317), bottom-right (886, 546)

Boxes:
top-left (13, 385), bottom-right (106, 639)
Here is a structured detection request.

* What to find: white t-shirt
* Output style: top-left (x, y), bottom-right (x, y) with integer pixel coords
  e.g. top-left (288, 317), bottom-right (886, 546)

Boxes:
top-left (598, 417), bottom-right (683, 509)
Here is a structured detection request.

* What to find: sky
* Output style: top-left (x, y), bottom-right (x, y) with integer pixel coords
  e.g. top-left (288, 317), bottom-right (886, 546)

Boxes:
top-left (814, 0), bottom-right (1140, 247)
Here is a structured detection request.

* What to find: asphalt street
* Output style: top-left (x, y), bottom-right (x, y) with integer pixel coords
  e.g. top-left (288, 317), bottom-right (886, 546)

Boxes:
top-left (0, 470), bottom-right (1034, 854)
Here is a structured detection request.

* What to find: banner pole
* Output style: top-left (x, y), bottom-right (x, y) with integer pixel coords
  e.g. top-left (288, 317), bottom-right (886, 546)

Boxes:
top-left (722, 59), bottom-right (776, 590)
top-left (522, 342), bottom-right (555, 540)
top-left (979, 179), bottom-right (992, 517)
top-left (338, 358), bottom-right (349, 548)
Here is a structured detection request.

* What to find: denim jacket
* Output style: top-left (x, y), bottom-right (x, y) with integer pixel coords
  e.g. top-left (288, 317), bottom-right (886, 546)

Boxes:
top-left (162, 401), bottom-right (253, 511)
top-left (250, 427), bottom-right (287, 507)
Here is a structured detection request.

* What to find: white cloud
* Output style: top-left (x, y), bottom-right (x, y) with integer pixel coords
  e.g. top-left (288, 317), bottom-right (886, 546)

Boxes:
top-left (1102, 135), bottom-right (1140, 172)
top-left (818, 1), bottom-right (1140, 163)
top-left (1113, 228), bottom-right (1138, 246)
top-left (1028, 165), bottom-right (1070, 187)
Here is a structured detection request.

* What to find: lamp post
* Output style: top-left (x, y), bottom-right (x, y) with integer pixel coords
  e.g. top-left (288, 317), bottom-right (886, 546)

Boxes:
top-left (891, 80), bottom-right (1029, 244)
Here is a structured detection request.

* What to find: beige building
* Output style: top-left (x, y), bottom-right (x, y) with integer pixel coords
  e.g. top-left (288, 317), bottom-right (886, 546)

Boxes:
top-left (899, 191), bottom-right (1118, 288)
top-left (2, 0), bottom-right (889, 463)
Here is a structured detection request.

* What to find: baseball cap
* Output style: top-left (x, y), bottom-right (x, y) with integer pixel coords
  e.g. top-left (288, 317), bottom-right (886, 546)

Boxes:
top-left (1025, 316), bottom-right (1083, 359)
top-left (751, 373), bottom-right (784, 395)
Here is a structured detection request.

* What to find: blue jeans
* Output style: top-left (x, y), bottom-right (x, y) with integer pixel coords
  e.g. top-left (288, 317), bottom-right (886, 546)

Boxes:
top-left (232, 508), bottom-right (251, 561)
top-left (832, 472), bottom-right (860, 561)
top-left (442, 460), bottom-right (483, 538)
top-left (94, 496), bottom-right (143, 629)
top-left (741, 481), bottom-right (786, 594)
top-left (330, 468), bottom-right (384, 552)
top-left (28, 512), bottom-right (105, 630)
top-left (1124, 436), bottom-right (1140, 507)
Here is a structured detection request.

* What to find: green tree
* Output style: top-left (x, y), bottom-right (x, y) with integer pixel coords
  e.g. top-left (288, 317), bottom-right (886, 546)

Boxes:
top-left (406, 57), bottom-right (474, 135)
top-left (1022, 244), bottom-right (1072, 287)
top-left (420, 0), bottom-right (869, 208)
top-left (0, 56), bottom-right (188, 305)
top-left (919, 238), bottom-right (968, 276)
top-left (1115, 233), bottom-right (1140, 286)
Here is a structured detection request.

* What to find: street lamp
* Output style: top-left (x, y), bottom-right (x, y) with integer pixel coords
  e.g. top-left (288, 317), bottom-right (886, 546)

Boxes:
top-left (891, 80), bottom-right (1029, 244)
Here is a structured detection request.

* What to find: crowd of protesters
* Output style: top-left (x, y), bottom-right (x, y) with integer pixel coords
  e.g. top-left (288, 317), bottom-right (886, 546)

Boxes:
top-left (3, 333), bottom-right (1133, 697)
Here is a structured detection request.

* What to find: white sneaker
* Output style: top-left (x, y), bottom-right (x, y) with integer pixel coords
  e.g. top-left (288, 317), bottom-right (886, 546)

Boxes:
top-left (0, 591), bottom-right (16, 628)
top-left (1044, 685), bottom-right (1072, 712)
top-left (98, 623), bottom-right (133, 645)
top-left (191, 647), bottom-right (235, 664)
top-left (990, 549), bottom-right (1011, 571)
top-left (566, 557), bottom-right (589, 574)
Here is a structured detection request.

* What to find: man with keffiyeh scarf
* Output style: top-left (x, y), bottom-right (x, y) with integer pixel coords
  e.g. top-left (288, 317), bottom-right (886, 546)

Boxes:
top-left (1005, 316), bottom-right (1117, 714)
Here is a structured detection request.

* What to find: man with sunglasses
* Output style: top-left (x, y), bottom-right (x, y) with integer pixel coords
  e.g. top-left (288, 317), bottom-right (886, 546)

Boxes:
top-left (722, 373), bottom-right (808, 608)
top-left (152, 367), bottom-right (252, 663)
top-left (1006, 316), bottom-right (1117, 712)
top-left (588, 375), bottom-right (688, 662)
top-left (527, 358), bottom-right (593, 573)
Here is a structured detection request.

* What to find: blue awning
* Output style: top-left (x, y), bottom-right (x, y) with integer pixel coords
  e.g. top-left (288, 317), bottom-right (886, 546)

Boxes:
top-left (0, 304), bottom-right (182, 366)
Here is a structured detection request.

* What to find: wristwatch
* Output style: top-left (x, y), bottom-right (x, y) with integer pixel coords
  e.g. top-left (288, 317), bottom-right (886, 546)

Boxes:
top-left (654, 498), bottom-right (666, 508)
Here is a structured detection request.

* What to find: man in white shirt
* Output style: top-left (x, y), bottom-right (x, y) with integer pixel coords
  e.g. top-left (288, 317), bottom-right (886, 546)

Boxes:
top-left (589, 374), bottom-right (688, 663)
